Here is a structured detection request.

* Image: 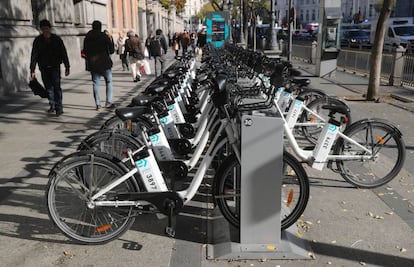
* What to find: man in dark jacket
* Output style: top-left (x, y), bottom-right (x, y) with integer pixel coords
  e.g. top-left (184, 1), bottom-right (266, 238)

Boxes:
top-left (151, 29), bottom-right (168, 77)
top-left (30, 19), bottom-right (70, 117)
top-left (83, 20), bottom-right (115, 111)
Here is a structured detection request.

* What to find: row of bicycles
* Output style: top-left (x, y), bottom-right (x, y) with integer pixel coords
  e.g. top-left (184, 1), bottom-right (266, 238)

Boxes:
top-left (45, 43), bottom-right (406, 244)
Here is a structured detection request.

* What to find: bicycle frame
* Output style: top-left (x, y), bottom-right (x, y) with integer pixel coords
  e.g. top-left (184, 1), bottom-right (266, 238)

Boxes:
top-left (91, 108), bottom-right (240, 207)
top-left (274, 101), bottom-right (373, 166)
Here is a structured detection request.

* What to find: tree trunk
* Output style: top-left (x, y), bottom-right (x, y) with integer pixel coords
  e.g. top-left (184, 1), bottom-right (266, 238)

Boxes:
top-left (366, 0), bottom-right (395, 101)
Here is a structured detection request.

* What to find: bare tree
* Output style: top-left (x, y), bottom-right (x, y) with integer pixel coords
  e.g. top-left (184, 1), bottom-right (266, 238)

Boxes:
top-left (366, 0), bottom-right (395, 101)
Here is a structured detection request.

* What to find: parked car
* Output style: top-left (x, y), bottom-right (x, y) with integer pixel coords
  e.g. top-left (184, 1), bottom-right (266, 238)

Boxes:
top-left (341, 30), bottom-right (370, 48)
top-left (293, 29), bottom-right (311, 40)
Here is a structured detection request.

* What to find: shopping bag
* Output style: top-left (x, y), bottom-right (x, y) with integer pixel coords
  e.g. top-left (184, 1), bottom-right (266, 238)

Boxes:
top-left (28, 78), bottom-right (48, 98)
top-left (140, 64), bottom-right (146, 75)
top-left (142, 60), bottom-right (151, 75)
top-left (144, 47), bottom-right (149, 58)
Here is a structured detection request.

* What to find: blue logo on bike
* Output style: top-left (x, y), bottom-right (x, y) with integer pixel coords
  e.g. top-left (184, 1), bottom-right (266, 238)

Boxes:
top-left (329, 125), bottom-right (337, 132)
top-left (150, 134), bottom-right (159, 142)
top-left (168, 105), bottom-right (175, 111)
top-left (159, 117), bottom-right (168, 125)
top-left (137, 159), bottom-right (147, 168)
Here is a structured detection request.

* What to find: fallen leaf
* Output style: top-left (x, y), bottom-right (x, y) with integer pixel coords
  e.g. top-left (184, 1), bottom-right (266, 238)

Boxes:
top-left (308, 252), bottom-right (316, 259)
top-left (331, 240), bottom-right (337, 244)
top-left (400, 248), bottom-right (407, 253)
top-left (384, 211), bottom-right (394, 215)
top-left (360, 262), bottom-right (367, 266)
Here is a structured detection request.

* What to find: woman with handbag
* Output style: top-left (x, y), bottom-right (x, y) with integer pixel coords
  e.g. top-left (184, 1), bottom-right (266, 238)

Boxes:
top-left (124, 31), bottom-right (144, 82)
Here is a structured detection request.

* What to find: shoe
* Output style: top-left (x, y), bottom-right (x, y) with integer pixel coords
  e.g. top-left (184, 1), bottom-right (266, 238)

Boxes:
top-left (96, 105), bottom-right (101, 111)
top-left (105, 103), bottom-right (116, 109)
top-left (47, 108), bottom-right (55, 113)
top-left (56, 110), bottom-right (64, 117)
top-left (133, 79), bottom-right (138, 82)
top-left (136, 75), bottom-right (141, 81)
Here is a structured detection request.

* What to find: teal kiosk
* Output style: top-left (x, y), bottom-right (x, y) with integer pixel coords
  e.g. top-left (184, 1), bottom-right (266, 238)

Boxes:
top-left (205, 12), bottom-right (230, 48)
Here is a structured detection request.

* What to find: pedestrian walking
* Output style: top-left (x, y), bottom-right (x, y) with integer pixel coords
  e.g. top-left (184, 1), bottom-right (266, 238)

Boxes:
top-left (83, 20), bottom-right (115, 111)
top-left (180, 31), bottom-right (190, 56)
top-left (145, 32), bottom-right (154, 59)
top-left (30, 19), bottom-right (70, 117)
top-left (150, 29), bottom-right (168, 77)
top-left (197, 27), bottom-right (207, 48)
top-left (116, 31), bottom-right (129, 71)
top-left (172, 32), bottom-right (181, 57)
top-left (124, 30), bottom-right (144, 82)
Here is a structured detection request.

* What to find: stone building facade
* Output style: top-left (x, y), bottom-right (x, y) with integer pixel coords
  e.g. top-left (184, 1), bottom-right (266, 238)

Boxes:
top-left (0, 0), bottom-right (184, 97)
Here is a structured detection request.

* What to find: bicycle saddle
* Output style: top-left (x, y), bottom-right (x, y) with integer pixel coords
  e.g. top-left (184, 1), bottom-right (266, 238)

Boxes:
top-left (322, 104), bottom-right (351, 115)
top-left (144, 82), bottom-right (170, 95)
top-left (131, 95), bottom-right (163, 107)
top-left (115, 106), bottom-right (151, 121)
top-left (291, 78), bottom-right (311, 86)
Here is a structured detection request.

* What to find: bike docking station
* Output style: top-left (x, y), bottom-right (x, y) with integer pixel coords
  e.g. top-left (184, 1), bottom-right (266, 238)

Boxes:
top-left (207, 105), bottom-right (311, 260)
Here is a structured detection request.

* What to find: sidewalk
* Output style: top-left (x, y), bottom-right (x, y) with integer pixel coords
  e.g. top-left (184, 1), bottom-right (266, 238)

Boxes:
top-left (0, 51), bottom-right (413, 267)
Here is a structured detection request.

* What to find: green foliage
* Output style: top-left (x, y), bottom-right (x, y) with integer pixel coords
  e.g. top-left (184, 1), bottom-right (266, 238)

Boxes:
top-left (158, 0), bottom-right (186, 14)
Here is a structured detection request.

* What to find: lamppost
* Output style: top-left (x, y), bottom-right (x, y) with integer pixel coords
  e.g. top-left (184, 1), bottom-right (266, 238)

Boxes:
top-left (227, 0), bottom-right (233, 43)
top-left (239, 0), bottom-right (245, 46)
top-left (269, 0), bottom-right (279, 50)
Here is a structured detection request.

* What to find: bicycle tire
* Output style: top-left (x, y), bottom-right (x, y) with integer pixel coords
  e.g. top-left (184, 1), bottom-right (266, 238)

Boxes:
top-left (101, 115), bottom-right (154, 136)
top-left (213, 152), bottom-right (309, 230)
top-left (46, 152), bottom-right (139, 244)
top-left (297, 88), bottom-right (326, 105)
top-left (299, 97), bottom-right (352, 144)
top-left (333, 119), bottom-right (406, 188)
top-left (78, 129), bottom-right (143, 160)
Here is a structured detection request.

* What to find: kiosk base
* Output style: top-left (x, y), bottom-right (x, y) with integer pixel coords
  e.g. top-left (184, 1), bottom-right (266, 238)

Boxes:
top-left (207, 215), bottom-right (311, 260)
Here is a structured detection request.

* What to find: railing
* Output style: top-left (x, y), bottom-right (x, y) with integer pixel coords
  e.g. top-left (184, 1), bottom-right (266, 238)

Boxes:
top-left (402, 53), bottom-right (414, 87)
top-left (288, 42), bottom-right (413, 88)
top-left (337, 49), bottom-right (394, 81)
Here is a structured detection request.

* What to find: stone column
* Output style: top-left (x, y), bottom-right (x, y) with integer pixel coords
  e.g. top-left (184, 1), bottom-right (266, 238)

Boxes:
top-left (170, 3), bottom-right (177, 33)
top-left (138, 0), bottom-right (148, 41)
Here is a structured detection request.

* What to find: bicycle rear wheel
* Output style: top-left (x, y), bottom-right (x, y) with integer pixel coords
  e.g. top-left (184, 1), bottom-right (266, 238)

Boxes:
top-left (46, 152), bottom-right (139, 244)
top-left (213, 152), bottom-right (309, 230)
top-left (334, 119), bottom-right (406, 188)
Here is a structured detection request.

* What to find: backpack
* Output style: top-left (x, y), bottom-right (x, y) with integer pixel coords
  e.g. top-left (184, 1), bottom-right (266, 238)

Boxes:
top-left (149, 36), bottom-right (162, 56)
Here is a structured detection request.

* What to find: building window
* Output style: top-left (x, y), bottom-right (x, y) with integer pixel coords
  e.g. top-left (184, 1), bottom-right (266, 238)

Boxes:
top-left (306, 10), bottom-right (309, 22)
top-left (312, 9), bottom-right (315, 21)
top-left (369, 4), bottom-right (373, 17)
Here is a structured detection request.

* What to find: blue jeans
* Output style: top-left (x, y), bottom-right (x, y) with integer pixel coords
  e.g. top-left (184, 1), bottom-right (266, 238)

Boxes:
top-left (41, 67), bottom-right (62, 111)
top-left (91, 69), bottom-right (113, 107)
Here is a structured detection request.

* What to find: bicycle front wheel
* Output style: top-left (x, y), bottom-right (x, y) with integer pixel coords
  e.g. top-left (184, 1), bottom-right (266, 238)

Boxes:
top-left (46, 152), bottom-right (138, 244)
top-left (334, 119), bottom-right (406, 188)
top-left (213, 152), bottom-right (309, 230)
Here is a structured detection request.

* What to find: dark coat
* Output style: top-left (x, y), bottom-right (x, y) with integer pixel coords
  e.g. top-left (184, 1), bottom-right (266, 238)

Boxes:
top-left (83, 29), bottom-right (115, 73)
top-left (30, 33), bottom-right (70, 73)
top-left (124, 36), bottom-right (144, 57)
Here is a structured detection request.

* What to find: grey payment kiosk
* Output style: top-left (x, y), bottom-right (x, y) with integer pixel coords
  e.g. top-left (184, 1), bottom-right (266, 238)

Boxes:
top-left (315, 0), bottom-right (342, 77)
